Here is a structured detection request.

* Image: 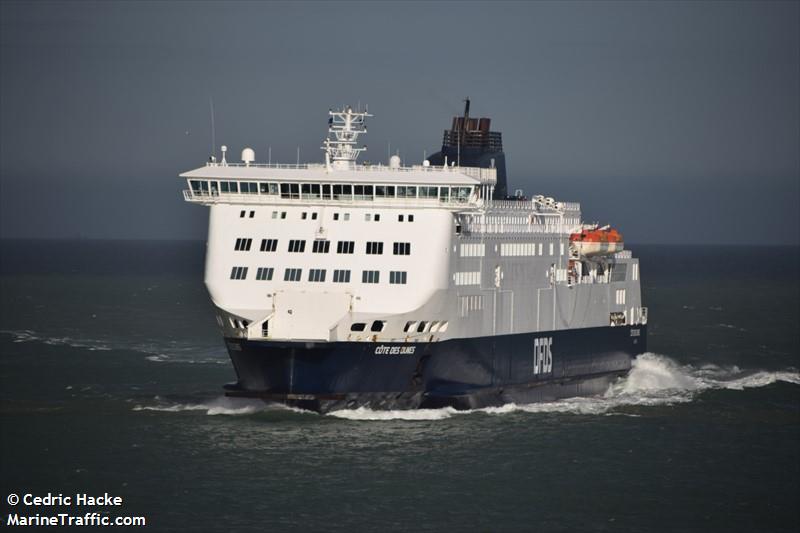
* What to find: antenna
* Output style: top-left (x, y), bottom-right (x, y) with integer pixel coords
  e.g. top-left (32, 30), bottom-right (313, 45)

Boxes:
top-left (321, 105), bottom-right (373, 170)
top-left (296, 147), bottom-right (300, 166)
top-left (209, 96), bottom-right (216, 157)
top-left (458, 96), bottom-right (469, 167)
top-left (268, 146), bottom-right (272, 165)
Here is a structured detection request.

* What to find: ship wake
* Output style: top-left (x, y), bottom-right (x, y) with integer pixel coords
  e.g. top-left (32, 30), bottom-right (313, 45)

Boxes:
top-left (329, 353), bottom-right (800, 420)
top-left (131, 396), bottom-right (306, 416)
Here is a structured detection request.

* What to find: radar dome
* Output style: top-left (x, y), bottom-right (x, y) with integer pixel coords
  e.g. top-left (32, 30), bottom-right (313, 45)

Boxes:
top-left (241, 147), bottom-right (255, 166)
top-left (389, 154), bottom-right (401, 169)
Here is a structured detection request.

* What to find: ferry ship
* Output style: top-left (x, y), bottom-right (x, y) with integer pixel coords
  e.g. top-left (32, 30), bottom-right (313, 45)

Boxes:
top-left (180, 102), bottom-right (647, 412)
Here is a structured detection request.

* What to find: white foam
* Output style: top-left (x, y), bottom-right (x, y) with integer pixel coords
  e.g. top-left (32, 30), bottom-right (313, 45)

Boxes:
top-left (132, 396), bottom-right (270, 416)
top-left (329, 406), bottom-right (459, 421)
top-left (324, 353), bottom-right (800, 421)
top-left (133, 396), bottom-right (316, 416)
top-left (1, 329), bottom-right (227, 364)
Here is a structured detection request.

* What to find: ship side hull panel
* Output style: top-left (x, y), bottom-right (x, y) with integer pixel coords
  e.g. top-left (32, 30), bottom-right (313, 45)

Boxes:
top-left (224, 324), bottom-right (646, 412)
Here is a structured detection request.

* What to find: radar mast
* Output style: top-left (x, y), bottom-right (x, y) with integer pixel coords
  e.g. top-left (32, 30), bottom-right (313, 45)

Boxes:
top-left (322, 106), bottom-right (373, 170)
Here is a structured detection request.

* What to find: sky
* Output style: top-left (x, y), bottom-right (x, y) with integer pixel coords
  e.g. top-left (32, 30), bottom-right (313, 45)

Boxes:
top-left (0, 0), bottom-right (797, 245)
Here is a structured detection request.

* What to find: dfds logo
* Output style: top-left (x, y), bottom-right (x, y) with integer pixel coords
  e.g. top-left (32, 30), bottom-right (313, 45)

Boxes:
top-left (533, 337), bottom-right (553, 375)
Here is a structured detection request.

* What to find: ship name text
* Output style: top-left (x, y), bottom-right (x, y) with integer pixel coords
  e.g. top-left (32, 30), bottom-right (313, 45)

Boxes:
top-left (374, 345), bottom-right (416, 356)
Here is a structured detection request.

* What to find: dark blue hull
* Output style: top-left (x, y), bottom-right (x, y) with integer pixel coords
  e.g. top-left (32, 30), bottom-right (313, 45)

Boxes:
top-left (224, 325), bottom-right (646, 412)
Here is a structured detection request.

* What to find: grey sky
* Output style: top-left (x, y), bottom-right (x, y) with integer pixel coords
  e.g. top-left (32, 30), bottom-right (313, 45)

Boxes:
top-left (1, 1), bottom-right (797, 244)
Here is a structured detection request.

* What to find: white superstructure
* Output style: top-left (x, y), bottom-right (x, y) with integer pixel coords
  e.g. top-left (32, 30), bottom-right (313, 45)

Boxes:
top-left (181, 107), bottom-right (646, 345)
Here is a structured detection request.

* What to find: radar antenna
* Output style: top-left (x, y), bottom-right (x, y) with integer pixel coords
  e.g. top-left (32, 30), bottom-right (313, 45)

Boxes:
top-left (322, 106), bottom-right (373, 170)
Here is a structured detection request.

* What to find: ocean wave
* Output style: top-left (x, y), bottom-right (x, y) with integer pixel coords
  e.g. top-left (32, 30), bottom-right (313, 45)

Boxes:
top-left (132, 396), bottom-right (271, 416)
top-left (1, 329), bottom-right (226, 364)
top-left (1, 329), bottom-right (113, 351)
top-left (329, 353), bottom-right (800, 421)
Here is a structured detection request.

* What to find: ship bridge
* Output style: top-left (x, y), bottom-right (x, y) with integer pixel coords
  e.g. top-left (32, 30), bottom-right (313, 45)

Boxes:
top-left (181, 162), bottom-right (497, 209)
top-left (182, 105), bottom-right (496, 210)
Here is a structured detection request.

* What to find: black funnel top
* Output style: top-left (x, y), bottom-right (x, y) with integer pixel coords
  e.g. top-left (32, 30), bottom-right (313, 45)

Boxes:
top-left (427, 99), bottom-right (508, 199)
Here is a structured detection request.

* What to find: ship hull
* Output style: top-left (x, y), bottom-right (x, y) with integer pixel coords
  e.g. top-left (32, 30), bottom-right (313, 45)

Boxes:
top-left (223, 324), bottom-right (646, 413)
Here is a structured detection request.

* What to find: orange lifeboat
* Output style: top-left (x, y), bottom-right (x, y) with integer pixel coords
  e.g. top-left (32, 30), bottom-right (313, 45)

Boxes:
top-left (569, 226), bottom-right (624, 257)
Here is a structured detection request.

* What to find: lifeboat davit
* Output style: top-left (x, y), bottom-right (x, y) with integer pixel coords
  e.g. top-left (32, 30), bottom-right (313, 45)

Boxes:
top-left (569, 226), bottom-right (624, 257)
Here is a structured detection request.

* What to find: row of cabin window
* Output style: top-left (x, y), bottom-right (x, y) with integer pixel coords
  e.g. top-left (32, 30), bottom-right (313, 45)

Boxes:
top-left (240, 210), bottom-right (415, 222)
top-left (190, 180), bottom-right (473, 202)
top-left (235, 238), bottom-right (411, 255)
top-left (230, 267), bottom-right (408, 284)
top-left (349, 319), bottom-right (448, 334)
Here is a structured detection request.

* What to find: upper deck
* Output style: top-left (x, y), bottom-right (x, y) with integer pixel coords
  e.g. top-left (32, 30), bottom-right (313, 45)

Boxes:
top-left (179, 105), bottom-right (580, 220)
top-left (180, 161), bottom-right (497, 209)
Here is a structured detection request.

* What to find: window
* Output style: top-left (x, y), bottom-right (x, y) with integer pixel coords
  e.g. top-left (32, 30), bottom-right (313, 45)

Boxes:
top-left (403, 321), bottom-right (417, 333)
top-left (302, 183), bottom-right (321, 199)
top-left (398, 214), bottom-right (404, 222)
top-left (249, 211), bottom-right (255, 218)
top-left (419, 186), bottom-right (437, 198)
top-left (230, 266), bottom-right (248, 280)
top-left (280, 183), bottom-right (300, 199)
top-left (375, 186), bottom-right (395, 198)
top-left (393, 242), bottom-right (411, 255)
top-left (333, 213), bottom-right (339, 221)
top-left (353, 185), bottom-right (373, 200)
top-left (280, 212), bottom-right (287, 219)
top-left (374, 214), bottom-right (380, 222)
top-left (333, 269), bottom-right (351, 283)
top-left (259, 182), bottom-right (279, 195)
top-left (272, 211), bottom-right (278, 219)
top-left (220, 181), bottom-right (238, 193)
top-left (332, 184), bottom-right (352, 200)
top-left (312, 213), bottom-right (318, 220)
top-left (343, 213), bottom-right (350, 221)
top-left (362, 270), bottom-right (380, 284)
top-left (240, 183), bottom-right (258, 194)
top-left (288, 240), bottom-right (306, 253)
top-left (240, 210), bottom-right (246, 218)
top-left (260, 239), bottom-right (278, 252)
top-left (350, 323), bottom-right (366, 332)
top-left (302, 212), bottom-right (308, 220)
top-left (337, 241), bottom-right (355, 254)
top-left (234, 238), bottom-right (253, 251)
top-left (370, 320), bottom-right (385, 332)
top-left (615, 289), bottom-right (627, 305)
top-left (389, 271), bottom-right (407, 284)
top-left (397, 186), bottom-right (417, 198)
top-left (409, 214), bottom-right (415, 222)
top-left (256, 267), bottom-right (274, 281)
top-left (312, 240), bottom-right (331, 253)
top-left (365, 214), bottom-right (371, 222)
top-left (308, 269), bottom-right (326, 282)
top-left (453, 187), bottom-right (472, 202)
top-left (284, 268), bottom-right (302, 281)
top-left (416, 321), bottom-right (427, 333)
top-left (365, 242), bottom-right (383, 255)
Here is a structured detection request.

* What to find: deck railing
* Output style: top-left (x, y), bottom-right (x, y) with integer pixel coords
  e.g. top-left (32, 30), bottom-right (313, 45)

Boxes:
top-left (204, 160), bottom-right (497, 184)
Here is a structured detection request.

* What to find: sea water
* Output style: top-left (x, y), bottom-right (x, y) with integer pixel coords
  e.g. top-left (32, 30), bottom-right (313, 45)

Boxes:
top-left (1, 241), bottom-right (798, 532)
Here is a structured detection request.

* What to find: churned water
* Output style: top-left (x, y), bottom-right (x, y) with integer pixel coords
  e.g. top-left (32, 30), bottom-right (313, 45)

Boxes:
top-left (1, 241), bottom-right (798, 532)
